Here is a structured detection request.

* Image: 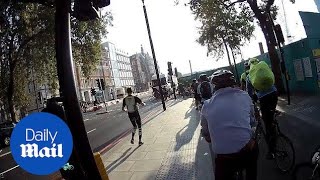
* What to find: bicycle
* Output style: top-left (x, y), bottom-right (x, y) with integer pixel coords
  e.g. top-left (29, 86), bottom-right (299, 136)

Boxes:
top-left (293, 145), bottom-right (320, 180)
top-left (254, 103), bottom-right (295, 172)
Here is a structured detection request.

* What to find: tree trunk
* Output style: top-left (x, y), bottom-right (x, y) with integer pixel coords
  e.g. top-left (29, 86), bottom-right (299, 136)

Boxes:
top-left (248, 4), bottom-right (285, 93)
top-left (8, 61), bottom-right (17, 123)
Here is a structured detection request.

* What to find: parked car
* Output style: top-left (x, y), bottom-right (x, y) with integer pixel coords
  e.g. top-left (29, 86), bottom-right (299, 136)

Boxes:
top-left (0, 121), bottom-right (15, 147)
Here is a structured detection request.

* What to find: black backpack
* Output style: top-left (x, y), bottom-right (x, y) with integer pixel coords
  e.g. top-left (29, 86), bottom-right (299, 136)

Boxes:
top-left (200, 81), bottom-right (212, 100)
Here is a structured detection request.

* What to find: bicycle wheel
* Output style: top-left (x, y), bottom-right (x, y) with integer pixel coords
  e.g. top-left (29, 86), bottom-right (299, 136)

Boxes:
top-left (255, 123), bottom-right (264, 145)
top-left (293, 162), bottom-right (320, 180)
top-left (274, 134), bottom-right (295, 172)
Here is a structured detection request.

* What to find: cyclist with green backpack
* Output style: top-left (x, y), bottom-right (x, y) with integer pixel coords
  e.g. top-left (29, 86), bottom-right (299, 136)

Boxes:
top-left (246, 58), bottom-right (278, 159)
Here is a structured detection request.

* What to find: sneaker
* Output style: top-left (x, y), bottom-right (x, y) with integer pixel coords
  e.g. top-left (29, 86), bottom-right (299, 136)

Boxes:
top-left (131, 139), bottom-right (134, 144)
top-left (139, 142), bottom-right (144, 146)
top-left (266, 152), bottom-right (275, 160)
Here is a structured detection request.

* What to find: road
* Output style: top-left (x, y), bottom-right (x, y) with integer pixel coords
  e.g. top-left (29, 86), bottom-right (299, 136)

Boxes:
top-left (1, 93), bottom-right (319, 179)
top-left (0, 92), bottom-right (168, 179)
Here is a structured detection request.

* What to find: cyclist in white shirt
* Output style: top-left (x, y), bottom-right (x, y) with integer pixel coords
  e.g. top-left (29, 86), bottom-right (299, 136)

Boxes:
top-left (201, 70), bottom-right (258, 180)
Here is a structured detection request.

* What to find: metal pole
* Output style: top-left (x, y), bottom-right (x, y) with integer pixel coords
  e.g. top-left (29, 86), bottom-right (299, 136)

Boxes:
top-left (231, 48), bottom-right (240, 84)
top-left (189, 60), bottom-right (193, 76)
top-left (141, 0), bottom-right (166, 111)
top-left (55, 0), bottom-right (102, 178)
top-left (267, 12), bottom-right (291, 105)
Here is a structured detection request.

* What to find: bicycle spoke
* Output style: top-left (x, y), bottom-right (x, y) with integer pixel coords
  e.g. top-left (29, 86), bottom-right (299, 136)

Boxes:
top-left (275, 135), bottom-right (295, 172)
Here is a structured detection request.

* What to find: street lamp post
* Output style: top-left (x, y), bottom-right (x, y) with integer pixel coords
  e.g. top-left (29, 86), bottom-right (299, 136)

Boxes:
top-left (141, 0), bottom-right (166, 111)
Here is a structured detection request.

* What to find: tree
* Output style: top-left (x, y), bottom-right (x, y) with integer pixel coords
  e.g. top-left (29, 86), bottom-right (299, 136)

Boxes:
top-left (187, 0), bottom-right (254, 76)
top-left (0, 1), bottom-right (111, 122)
top-left (189, 0), bottom-right (254, 59)
top-left (182, 0), bottom-right (295, 92)
top-left (223, 0), bottom-right (285, 93)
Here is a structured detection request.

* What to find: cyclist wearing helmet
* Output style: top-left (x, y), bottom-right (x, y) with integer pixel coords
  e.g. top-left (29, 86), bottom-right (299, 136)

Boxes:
top-left (241, 62), bottom-right (250, 90)
top-left (197, 74), bottom-right (214, 106)
top-left (191, 79), bottom-right (201, 110)
top-left (246, 58), bottom-right (278, 159)
top-left (201, 69), bottom-right (258, 180)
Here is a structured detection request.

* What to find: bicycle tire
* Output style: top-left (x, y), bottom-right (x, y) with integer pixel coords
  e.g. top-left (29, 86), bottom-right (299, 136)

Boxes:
top-left (255, 123), bottom-right (264, 145)
top-left (293, 162), bottom-right (320, 180)
top-left (274, 134), bottom-right (295, 172)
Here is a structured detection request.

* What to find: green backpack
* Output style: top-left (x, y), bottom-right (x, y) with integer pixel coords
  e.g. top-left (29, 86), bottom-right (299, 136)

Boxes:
top-left (249, 61), bottom-right (275, 91)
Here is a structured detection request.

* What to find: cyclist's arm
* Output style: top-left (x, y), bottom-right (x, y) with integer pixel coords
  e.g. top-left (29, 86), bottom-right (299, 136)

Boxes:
top-left (246, 77), bottom-right (254, 98)
top-left (197, 84), bottom-right (201, 95)
top-left (200, 105), bottom-right (211, 142)
top-left (250, 101), bottom-right (257, 128)
top-left (122, 98), bottom-right (126, 111)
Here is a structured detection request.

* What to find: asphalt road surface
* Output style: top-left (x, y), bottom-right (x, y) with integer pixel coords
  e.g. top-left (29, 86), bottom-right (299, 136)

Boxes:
top-left (0, 92), bottom-right (166, 180)
top-left (1, 93), bottom-right (319, 180)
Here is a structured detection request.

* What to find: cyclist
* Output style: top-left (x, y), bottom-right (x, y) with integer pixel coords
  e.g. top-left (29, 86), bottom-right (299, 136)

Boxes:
top-left (241, 62), bottom-right (250, 91)
top-left (246, 58), bottom-right (278, 159)
top-left (201, 69), bottom-right (258, 180)
top-left (122, 87), bottom-right (145, 146)
top-left (191, 79), bottom-right (201, 110)
top-left (197, 74), bottom-right (214, 107)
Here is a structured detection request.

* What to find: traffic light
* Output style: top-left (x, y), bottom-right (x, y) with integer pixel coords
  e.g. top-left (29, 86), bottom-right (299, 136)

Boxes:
top-left (174, 67), bottom-right (178, 77)
top-left (167, 62), bottom-right (173, 75)
top-left (96, 79), bottom-right (101, 90)
top-left (74, 0), bottom-right (110, 21)
top-left (100, 79), bottom-right (105, 90)
top-left (274, 24), bottom-right (285, 44)
top-left (91, 88), bottom-right (96, 96)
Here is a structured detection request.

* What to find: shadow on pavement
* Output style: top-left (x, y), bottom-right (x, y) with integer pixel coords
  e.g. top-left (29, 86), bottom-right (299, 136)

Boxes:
top-left (174, 108), bottom-right (200, 151)
top-left (105, 147), bottom-right (140, 173)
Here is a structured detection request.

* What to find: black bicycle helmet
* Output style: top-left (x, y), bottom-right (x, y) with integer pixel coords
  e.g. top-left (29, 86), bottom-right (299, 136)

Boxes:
top-left (211, 69), bottom-right (235, 89)
top-left (199, 74), bottom-right (209, 81)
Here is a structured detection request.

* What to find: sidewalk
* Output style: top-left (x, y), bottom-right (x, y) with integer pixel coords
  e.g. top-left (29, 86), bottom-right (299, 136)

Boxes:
top-left (277, 94), bottom-right (320, 127)
top-left (101, 98), bottom-right (214, 180)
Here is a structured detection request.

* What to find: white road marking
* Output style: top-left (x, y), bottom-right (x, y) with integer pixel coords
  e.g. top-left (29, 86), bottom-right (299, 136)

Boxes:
top-left (0, 151), bottom-right (11, 158)
top-left (0, 165), bottom-right (19, 175)
top-left (84, 118), bottom-right (90, 122)
top-left (87, 128), bottom-right (96, 134)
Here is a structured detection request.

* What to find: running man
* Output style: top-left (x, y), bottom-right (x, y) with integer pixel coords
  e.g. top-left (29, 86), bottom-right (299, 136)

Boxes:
top-left (122, 88), bottom-right (145, 145)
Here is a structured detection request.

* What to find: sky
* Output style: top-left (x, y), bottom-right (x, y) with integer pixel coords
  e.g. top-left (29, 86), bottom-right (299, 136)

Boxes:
top-left (102, 0), bottom-right (319, 75)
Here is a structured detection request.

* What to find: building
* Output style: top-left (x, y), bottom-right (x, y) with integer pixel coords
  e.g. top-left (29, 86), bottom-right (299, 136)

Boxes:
top-left (102, 42), bottom-right (135, 99)
top-left (315, 0), bottom-right (320, 12)
top-left (130, 46), bottom-right (159, 92)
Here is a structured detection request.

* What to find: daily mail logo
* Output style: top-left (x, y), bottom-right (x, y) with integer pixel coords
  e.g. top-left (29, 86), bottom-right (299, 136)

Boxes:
top-left (10, 113), bottom-right (73, 175)
top-left (20, 129), bottom-right (63, 158)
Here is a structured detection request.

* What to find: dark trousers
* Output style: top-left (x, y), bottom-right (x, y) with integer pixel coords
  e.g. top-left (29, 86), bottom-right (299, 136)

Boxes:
top-left (215, 143), bottom-right (259, 180)
top-left (128, 111), bottom-right (142, 128)
top-left (259, 91), bottom-right (278, 152)
top-left (128, 111), bottom-right (142, 141)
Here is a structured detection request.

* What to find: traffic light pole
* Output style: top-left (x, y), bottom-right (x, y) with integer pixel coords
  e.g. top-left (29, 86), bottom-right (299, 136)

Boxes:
top-left (55, 0), bottom-right (101, 178)
top-left (141, 0), bottom-right (166, 111)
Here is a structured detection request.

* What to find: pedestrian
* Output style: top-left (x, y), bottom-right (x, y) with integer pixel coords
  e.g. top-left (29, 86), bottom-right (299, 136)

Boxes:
top-left (122, 87), bottom-right (145, 146)
top-left (191, 79), bottom-right (201, 110)
top-left (197, 74), bottom-right (214, 107)
top-left (201, 69), bottom-right (258, 180)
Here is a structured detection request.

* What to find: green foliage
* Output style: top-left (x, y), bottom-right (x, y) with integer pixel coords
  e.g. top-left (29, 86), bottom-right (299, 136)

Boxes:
top-left (0, 1), bottom-right (112, 119)
top-left (188, 0), bottom-right (255, 58)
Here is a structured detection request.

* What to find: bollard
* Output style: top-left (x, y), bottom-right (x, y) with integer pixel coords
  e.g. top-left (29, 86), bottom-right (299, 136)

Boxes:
top-left (93, 152), bottom-right (109, 180)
